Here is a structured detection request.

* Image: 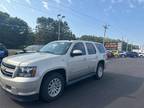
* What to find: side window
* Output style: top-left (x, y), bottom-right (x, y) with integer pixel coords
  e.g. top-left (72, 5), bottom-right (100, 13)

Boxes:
top-left (72, 42), bottom-right (86, 55)
top-left (0, 46), bottom-right (6, 51)
top-left (96, 43), bottom-right (106, 53)
top-left (86, 43), bottom-right (96, 55)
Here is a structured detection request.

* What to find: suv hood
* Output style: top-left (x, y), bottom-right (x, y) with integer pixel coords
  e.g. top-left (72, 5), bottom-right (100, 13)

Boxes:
top-left (3, 53), bottom-right (60, 66)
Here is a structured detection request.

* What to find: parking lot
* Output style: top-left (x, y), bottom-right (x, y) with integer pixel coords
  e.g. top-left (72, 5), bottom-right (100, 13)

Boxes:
top-left (1, 58), bottom-right (144, 108)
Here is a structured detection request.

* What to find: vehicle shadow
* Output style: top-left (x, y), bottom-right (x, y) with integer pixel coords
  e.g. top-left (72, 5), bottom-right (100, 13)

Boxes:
top-left (15, 72), bottom-right (144, 108)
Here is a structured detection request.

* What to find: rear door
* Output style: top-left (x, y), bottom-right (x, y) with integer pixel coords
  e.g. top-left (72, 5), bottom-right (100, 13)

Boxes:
top-left (85, 42), bottom-right (98, 73)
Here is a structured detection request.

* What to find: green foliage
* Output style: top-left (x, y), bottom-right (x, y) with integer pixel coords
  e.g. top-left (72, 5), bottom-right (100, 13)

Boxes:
top-left (35, 17), bottom-right (76, 44)
top-left (0, 11), bottom-right (31, 49)
top-left (79, 35), bottom-right (120, 43)
top-left (78, 35), bottom-right (103, 43)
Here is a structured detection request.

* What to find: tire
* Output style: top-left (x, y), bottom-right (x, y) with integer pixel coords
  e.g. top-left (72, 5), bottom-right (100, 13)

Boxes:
top-left (40, 72), bottom-right (65, 102)
top-left (95, 63), bottom-right (104, 80)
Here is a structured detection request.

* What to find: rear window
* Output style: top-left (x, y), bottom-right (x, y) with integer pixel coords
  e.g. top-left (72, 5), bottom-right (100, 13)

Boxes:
top-left (95, 43), bottom-right (106, 53)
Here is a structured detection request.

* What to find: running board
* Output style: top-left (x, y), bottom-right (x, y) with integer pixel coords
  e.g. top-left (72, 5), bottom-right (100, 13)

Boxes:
top-left (67, 73), bottom-right (95, 85)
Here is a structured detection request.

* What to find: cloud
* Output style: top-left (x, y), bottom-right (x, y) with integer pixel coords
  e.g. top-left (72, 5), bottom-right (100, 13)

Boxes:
top-left (111, 0), bottom-right (123, 4)
top-left (104, 5), bottom-right (115, 13)
top-left (129, 2), bottom-right (135, 8)
top-left (6, 0), bottom-right (11, 3)
top-left (0, 4), bottom-right (9, 13)
top-left (25, 0), bottom-right (31, 5)
top-left (67, 0), bottom-right (72, 4)
top-left (42, 1), bottom-right (49, 10)
top-left (53, 0), bottom-right (61, 4)
top-left (138, 0), bottom-right (144, 3)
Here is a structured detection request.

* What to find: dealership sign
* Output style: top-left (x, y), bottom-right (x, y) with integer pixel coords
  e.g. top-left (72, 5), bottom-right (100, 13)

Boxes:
top-left (105, 42), bottom-right (122, 51)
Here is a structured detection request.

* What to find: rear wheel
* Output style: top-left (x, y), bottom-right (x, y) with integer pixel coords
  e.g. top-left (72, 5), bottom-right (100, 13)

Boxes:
top-left (40, 73), bottom-right (65, 102)
top-left (95, 63), bottom-right (104, 80)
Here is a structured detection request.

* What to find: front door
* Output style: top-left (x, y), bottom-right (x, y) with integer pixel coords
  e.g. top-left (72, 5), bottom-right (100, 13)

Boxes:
top-left (68, 42), bottom-right (89, 81)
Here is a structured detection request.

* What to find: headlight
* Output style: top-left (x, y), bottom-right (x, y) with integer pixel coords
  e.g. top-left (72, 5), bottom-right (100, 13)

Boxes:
top-left (16, 66), bottom-right (37, 77)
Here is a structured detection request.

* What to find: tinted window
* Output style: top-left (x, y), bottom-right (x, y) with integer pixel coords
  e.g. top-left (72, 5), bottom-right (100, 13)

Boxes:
top-left (86, 43), bottom-right (96, 55)
top-left (72, 42), bottom-right (86, 55)
top-left (96, 43), bottom-right (106, 53)
top-left (0, 45), bottom-right (6, 51)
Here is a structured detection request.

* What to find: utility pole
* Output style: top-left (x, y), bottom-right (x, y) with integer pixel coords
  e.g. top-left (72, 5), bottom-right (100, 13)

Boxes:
top-left (57, 14), bottom-right (65, 40)
top-left (103, 24), bottom-right (110, 45)
top-left (126, 39), bottom-right (129, 52)
top-left (131, 42), bottom-right (133, 51)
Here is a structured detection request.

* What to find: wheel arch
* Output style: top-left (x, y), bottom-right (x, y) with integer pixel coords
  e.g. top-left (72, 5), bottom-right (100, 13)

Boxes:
top-left (97, 60), bottom-right (105, 68)
top-left (40, 68), bottom-right (67, 87)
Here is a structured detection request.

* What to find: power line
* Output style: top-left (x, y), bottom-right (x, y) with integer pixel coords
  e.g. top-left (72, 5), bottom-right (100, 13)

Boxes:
top-left (5, 0), bottom-right (102, 33)
top-left (1, 0), bottom-right (126, 40)
top-left (10, 0), bottom-right (107, 25)
top-left (5, 0), bottom-right (59, 15)
top-left (56, 2), bottom-right (107, 24)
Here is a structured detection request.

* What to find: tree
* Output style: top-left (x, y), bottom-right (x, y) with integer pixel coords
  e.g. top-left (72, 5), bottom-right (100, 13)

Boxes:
top-left (79, 35), bottom-right (103, 43)
top-left (35, 17), bottom-right (76, 44)
top-left (0, 11), bottom-right (31, 48)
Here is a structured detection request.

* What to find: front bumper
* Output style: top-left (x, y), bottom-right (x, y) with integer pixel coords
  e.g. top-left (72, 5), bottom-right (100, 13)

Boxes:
top-left (0, 71), bottom-right (41, 101)
top-left (1, 87), bottom-right (39, 102)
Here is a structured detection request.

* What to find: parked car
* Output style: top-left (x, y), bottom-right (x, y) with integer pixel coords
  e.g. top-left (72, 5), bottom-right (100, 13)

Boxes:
top-left (138, 52), bottom-right (144, 57)
top-left (112, 50), bottom-right (119, 58)
top-left (126, 52), bottom-right (139, 58)
top-left (106, 50), bottom-right (114, 59)
top-left (0, 40), bottom-right (107, 102)
top-left (16, 45), bottom-right (44, 54)
top-left (0, 43), bottom-right (8, 63)
top-left (119, 51), bottom-right (127, 58)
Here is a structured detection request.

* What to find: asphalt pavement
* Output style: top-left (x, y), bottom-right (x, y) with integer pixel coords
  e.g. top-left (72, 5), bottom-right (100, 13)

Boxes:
top-left (1, 58), bottom-right (144, 108)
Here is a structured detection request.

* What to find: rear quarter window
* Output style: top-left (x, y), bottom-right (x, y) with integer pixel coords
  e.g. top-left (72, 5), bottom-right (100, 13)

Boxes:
top-left (95, 43), bottom-right (106, 53)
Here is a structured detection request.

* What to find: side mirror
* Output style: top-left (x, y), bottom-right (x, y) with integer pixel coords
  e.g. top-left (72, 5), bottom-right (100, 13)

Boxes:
top-left (71, 50), bottom-right (83, 57)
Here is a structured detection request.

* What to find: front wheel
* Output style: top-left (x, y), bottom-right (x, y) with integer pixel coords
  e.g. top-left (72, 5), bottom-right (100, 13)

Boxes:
top-left (95, 64), bottom-right (104, 80)
top-left (40, 73), bottom-right (65, 102)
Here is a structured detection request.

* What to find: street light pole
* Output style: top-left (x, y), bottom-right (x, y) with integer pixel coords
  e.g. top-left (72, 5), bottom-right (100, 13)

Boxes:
top-left (126, 39), bottom-right (129, 52)
top-left (57, 14), bottom-right (65, 40)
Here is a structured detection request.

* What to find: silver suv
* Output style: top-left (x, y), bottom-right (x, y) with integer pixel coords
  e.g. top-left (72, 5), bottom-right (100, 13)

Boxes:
top-left (0, 40), bottom-right (107, 102)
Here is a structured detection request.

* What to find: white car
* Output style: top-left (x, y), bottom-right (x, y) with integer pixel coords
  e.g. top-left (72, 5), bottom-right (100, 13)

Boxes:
top-left (139, 52), bottom-right (144, 57)
top-left (0, 40), bottom-right (107, 102)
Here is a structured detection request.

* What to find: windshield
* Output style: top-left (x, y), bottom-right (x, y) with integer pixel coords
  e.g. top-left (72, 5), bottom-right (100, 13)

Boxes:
top-left (25, 45), bottom-right (43, 51)
top-left (40, 42), bottom-right (72, 55)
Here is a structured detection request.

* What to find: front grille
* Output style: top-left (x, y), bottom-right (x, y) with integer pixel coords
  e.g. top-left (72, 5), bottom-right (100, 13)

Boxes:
top-left (1, 70), bottom-right (13, 77)
top-left (1, 62), bottom-right (16, 77)
top-left (1, 62), bottom-right (16, 69)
